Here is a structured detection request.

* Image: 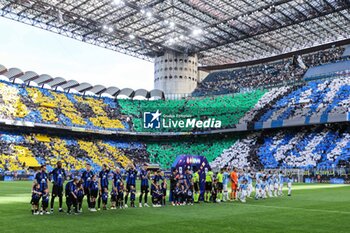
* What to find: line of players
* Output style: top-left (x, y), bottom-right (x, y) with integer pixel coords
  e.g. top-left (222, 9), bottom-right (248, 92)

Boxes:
top-left (234, 169), bottom-right (293, 203)
top-left (199, 167), bottom-right (292, 204)
top-left (31, 162), bottom-right (166, 215)
top-left (30, 162), bottom-right (293, 215)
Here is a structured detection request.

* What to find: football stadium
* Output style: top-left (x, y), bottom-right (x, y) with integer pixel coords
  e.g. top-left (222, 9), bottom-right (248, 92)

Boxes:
top-left (1, 0), bottom-right (350, 232)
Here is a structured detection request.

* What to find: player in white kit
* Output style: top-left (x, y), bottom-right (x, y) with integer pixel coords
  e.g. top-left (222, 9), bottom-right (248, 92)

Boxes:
top-left (287, 174), bottom-right (292, 196)
top-left (222, 168), bottom-right (230, 201)
top-left (278, 171), bottom-right (284, 196)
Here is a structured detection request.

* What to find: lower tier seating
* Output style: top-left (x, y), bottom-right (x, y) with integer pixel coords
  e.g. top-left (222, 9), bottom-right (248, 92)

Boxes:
top-left (211, 124), bottom-right (350, 170)
top-left (146, 138), bottom-right (236, 169)
top-left (0, 131), bottom-right (141, 173)
top-left (1, 124), bottom-right (350, 172)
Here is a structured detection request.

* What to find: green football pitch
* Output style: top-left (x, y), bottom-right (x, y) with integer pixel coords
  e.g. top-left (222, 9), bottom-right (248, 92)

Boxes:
top-left (0, 181), bottom-right (350, 233)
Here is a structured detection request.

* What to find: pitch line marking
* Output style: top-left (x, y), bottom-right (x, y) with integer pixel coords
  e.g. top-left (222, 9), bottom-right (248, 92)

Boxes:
top-left (284, 184), bottom-right (348, 191)
top-left (245, 204), bottom-right (350, 215)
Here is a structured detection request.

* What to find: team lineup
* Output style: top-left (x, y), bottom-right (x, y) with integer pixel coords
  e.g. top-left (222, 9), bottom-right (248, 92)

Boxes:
top-left (30, 161), bottom-right (293, 215)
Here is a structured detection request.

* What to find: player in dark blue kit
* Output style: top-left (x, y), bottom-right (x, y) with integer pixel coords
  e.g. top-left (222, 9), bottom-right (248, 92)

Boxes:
top-left (152, 170), bottom-right (164, 185)
top-left (173, 182), bottom-right (182, 206)
top-left (151, 182), bottom-right (163, 207)
top-left (81, 163), bottom-right (94, 210)
top-left (130, 185), bottom-right (136, 208)
top-left (49, 161), bottom-right (66, 213)
top-left (139, 164), bottom-right (150, 207)
top-left (34, 165), bottom-right (49, 195)
top-left (76, 181), bottom-right (84, 213)
top-left (170, 169), bottom-right (179, 205)
top-left (30, 182), bottom-right (41, 215)
top-left (110, 188), bottom-right (118, 210)
top-left (184, 168), bottom-right (193, 189)
top-left (89, 175), bottom-right (99, 211)
top-left (65, 177), bottom-right (79, 214)
top-left (124, 163), bottom-right (137, 208)
top-left (111, 167), bottom-right (122, 209)
top-left (118, 182), bottom-right (125, 209)
top-left (161, 174), bottom-right (167, 206)
top-left (184, 168), bottom-right (193, 204)
top-left (41, 188), bottom-right (50, 215)
top-left (98, 164), bottom-right (110, 210)
top-left (101, 188), bottom-right (109, 210)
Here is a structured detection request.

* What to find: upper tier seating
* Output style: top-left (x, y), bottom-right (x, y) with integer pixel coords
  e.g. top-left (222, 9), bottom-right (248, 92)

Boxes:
top-left (238, 86), bottom-right (292, 125)
top-left (193, 46), bottom-right (346, 96)
top-left (119, 89), bottom-right (266, 132)
top-left (0, 81), bottom-right (127, 131)
top-left (258, 75), bottom-right (350, 123)
top-left (0, 46), bottom-right (349, 138)
top-left (0, 79), bottom-right (267, 132)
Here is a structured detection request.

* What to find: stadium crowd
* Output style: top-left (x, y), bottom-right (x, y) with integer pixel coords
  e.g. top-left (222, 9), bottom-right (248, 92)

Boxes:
top-left (258, 75), bottom-right (350, 123)
top-left (1, 123), bottom-right (350, 176)
top-left (211, 124), bottom-right (350, 170)
top-left (193, 46), bottom-right (346, 96)
top-left (1, 71), bottom-right (350, 133)
top-left (0, 81), bottom-right (128, 131)
top-left (30, 162), bottom-right (292, 215)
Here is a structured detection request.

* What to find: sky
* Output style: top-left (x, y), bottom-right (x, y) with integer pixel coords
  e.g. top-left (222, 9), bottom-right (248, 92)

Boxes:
top-left (0, 17), bottom-right (154, 90)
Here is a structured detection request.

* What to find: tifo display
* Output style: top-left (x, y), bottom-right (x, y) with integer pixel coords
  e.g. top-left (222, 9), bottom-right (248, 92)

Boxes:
top-left (1, 123), bottom-right (349, 174)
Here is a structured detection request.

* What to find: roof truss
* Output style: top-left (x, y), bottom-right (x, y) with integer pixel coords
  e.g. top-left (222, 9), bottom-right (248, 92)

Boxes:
top-left (0, 0), bottom-right (349, 65)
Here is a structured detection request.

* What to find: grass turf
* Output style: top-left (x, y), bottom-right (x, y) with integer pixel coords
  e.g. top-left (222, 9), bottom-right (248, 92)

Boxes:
top-left (0, 182), bottom-right (349, 233)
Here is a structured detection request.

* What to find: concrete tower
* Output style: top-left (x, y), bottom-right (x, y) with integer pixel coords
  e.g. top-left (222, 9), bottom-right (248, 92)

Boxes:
top-left (154, 51), bottom-right (198, 99)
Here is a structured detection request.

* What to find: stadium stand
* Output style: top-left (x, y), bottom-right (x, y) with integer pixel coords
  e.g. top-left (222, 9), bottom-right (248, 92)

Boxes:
top-left (211, 124), bottom-right (350, 170)
top-left (1, 46), bottom-right (350, 173)
top-left (0, 130), bottom-right (144, 173)
top-left (119, 89), bottom-right (266, 131)
top-left (0, 80), bottom-right (128, 131)
top-left (257, 75), bottom-right (350, 124)
top-left (2, 123), bottom-right (349, 172)
top-left (146, 138), bottom-right (236, 169)
top-left (238, 86), bottom-right (293, 125)
top-left (0, 78), bottom-right (269, 132)
top-left (0, 131), bottom-right (238, 171)
top-left (193, 46), bottom-right (347, 96)
top-left (1, 68), bottom-right (350, 134)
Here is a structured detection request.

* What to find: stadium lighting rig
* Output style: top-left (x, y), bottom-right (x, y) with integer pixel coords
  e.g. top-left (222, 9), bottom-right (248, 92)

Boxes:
top-left (0, 0), bottom-right (349, 66)
top-left (102, 25), bottom-right (114, 33)
top-left (169, 21), bottom-right (175, 28)
top-left (112, 0), bottom-right (124, 6)
top-left (146, 11), bottom-right (153, 18)
top-left (192, 28), bottom-right (203, 37)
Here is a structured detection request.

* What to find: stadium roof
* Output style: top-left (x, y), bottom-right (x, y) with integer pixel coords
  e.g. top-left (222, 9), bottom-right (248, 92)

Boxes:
top-left (1, 0), bottom-right (350, 66)
top-left (0, 63), bottom-right (165, 99)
